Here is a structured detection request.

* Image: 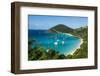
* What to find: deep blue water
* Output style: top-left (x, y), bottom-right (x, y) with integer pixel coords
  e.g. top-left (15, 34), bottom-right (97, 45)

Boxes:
top-left (28, 30), bottom-right (81, 55)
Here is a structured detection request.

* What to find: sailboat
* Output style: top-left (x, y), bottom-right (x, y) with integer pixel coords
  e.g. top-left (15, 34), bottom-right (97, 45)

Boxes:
top-left (62, 41), bottom-right (64, 44)
top-left (54, 42), bottom-right (58, 45)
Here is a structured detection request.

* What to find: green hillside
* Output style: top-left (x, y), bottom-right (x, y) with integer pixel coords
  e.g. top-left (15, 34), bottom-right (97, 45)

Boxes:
top-left (68, 26), bottom-right (88, 58)
top-left (49, 24), bottom-right (74, 33)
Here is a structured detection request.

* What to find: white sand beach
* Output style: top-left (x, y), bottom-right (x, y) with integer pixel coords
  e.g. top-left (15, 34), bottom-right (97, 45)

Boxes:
top-left (69, 38), bottom-right (83, 55)
top-left (64, 33), bottom-right (73, 36)
top-left (64, 33), bottom-right (84, 56)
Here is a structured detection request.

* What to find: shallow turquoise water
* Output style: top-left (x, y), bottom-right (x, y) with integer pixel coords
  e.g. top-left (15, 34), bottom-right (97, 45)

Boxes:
top-left (29, 30), bottom-right (81, 55)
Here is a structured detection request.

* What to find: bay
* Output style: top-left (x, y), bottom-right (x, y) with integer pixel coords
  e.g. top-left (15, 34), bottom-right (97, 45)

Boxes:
top-left (28, 30), bottom-right (81, 55)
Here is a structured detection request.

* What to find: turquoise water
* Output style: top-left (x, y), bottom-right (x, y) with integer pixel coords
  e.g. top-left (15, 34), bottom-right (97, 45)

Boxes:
top-left (29, 30), bottom-right (81, 55)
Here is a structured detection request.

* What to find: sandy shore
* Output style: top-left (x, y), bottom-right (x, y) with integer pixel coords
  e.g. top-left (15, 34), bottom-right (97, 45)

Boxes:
top-left (64, 33), bottom-right (73, 36)
top-left (69, 38), bottom-right (83, 55)
top-left (64, 33), bottom-right (84, 56)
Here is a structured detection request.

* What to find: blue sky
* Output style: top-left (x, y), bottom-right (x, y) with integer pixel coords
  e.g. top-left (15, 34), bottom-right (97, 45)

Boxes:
top-left (28, 15), bottom-right (88, 30)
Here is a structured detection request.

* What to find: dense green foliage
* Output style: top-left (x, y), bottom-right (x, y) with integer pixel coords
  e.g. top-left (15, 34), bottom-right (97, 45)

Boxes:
top-left (28, 24), bottom-right (88, 60)
top-left (28, 45), bottom-right (66, 60)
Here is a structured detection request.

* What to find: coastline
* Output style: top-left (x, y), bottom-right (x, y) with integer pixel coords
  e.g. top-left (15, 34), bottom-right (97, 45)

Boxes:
top-left (64, 33), bottom-right (73, 36)
top-left (70, 38), bottom-right (83, 55)
top-left (64, 33), bottom-right (83, 56)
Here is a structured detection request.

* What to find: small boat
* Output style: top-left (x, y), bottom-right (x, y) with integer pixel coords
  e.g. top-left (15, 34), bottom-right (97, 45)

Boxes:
top-left (62, 41), bottom-right (64, 44)
top-left (54, 42), bottom-right (58, 45)
top-left (57, 39), bottom-right (60, 42)
top-left (46, 49), bottom-right (49, 52)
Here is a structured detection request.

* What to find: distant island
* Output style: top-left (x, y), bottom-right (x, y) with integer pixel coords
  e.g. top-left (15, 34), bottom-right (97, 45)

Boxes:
top-left (28, 24), bottom-right (88, 60)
